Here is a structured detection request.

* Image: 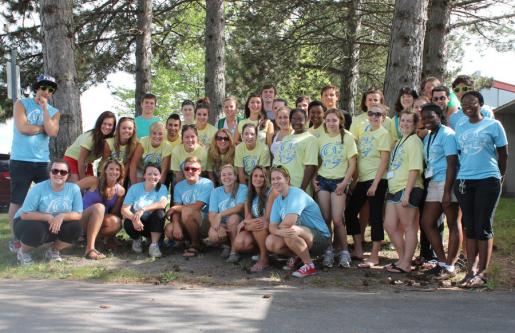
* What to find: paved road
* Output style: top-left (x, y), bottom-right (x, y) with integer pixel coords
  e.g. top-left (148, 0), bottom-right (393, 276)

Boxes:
top-left (0, 280), bottom-right (513, 332)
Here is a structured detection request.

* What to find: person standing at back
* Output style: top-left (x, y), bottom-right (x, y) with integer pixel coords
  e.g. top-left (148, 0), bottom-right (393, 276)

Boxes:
top-left (135, 93), bottom-right (160, 139)
top-left (261, 84), bottom-right (277, 121)
top-left (8, 74), bottom-right (60, 253)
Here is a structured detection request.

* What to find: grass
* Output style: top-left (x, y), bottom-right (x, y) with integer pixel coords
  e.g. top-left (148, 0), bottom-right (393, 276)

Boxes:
top-left (1, 198), bottom-right (514, 288)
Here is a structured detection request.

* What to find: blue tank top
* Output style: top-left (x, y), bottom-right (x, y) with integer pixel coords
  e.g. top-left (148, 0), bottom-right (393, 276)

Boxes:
top-left (83, 184), bottom-right (121, 212)
top-left (11, 98), bottom-right (59, 162)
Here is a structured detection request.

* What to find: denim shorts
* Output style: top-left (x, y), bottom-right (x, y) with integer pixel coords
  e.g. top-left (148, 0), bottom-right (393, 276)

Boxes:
top-left (317, 175), bottom-right (345, 193)
top-left (386, 187), bottom-right (424, 208)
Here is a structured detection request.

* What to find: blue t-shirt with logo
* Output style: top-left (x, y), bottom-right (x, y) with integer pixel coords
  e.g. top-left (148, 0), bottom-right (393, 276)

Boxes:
top-left (455, 118), bottom-right (507, 180)
top-left (123, 182), bottom-right (168, 211)
top-left (135, 116), bottom-right (161, 139)
top-left (270, 187), bottom-right (330, 238)
top-left (209, 184), bottom-right (248, 220)
top-left (15, 180), bottom-right (83, 218)
top-left (423, 125), bottom-right (458, 182)
top-left (11, 98), bottom-right (59, 162)
top-left (173, 177), bottom-right (214, 212)
top-left (448, 105), bottom-right (494, 130)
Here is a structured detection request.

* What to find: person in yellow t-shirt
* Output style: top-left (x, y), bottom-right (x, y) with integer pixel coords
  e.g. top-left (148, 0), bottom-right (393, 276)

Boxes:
top-left (350, 88), bottom-right (384, 139)
top-left (273, 108), bottom-right (318, 190)
top-left (130, 122), bottom-right (172, 185)
top-left (195, 99), bottom-right (218, 147)
top-left (384, 109), bottom-right (424, 274)
top-left (166, 113), bottom-right (182, 150)
top-left (390, 87), bottom-right (418, 142)
top-left (314, 109), bottom-right (357, 268)
top-left (235, 124), bottom-right (271, 184)
top-left (170, 125), bottom-right (208, 184)
top-left (345, 104), bottom-right (392, 267)
top-left (235, 93), bottom-right (274, 146)
top-left (307, 101), bottom-right (326, 138)
top-left (207, 128), bottom-right (235, 186)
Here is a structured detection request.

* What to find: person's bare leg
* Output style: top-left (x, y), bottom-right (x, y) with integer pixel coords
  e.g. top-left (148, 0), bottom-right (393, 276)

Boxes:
top-left (384, 204), bottom-right (403, 265)
top-left (331, 192), bottom-right (348, 251)
top-left (282, 226), bottom-right (315, 264)
top-left (477, 239), bottom-right (493, 275)
top-left (420, 202), bottom-right (446, 262)
top-left (252, 229), bottom-right (270, 267)
top-left (265, 234), bottom-right (293, 257)
top-left (397, 206), bottom-right (419, 272)
top-left (226, 215), bottom-right (242, 251)
top-left (444, 203), bottom-right (461, 266)
top-left (181, 207), bottom-right (201, 248)
top-left (81, 204), bottom-right (105, 255)
top-left (466, 238), bottom-right (478, 275)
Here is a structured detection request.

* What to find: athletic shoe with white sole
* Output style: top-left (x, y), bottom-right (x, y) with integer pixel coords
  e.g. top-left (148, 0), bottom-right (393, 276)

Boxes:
top-left (45, 247), bottom-right (63, 262)
top-left (132, 238), bottom-right (143, 254)
top-left (292, 263), bottom-right (317, 278)
top-left (148, 243), bottom-right (162, 258)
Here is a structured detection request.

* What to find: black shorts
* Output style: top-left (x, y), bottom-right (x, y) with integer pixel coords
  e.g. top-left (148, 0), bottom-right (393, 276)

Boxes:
top-left (10, 160), bottom-right (49, 205)
top-left (386, 187), bottom-right (424, 208)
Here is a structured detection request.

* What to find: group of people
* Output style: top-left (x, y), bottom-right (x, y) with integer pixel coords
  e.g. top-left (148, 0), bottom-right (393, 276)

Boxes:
top-left (8, 74), bottom-right (507, 286)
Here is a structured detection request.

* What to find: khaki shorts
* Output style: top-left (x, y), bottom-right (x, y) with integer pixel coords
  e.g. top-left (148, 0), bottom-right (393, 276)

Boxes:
top-left (426, 180), bottom-right (458, 203)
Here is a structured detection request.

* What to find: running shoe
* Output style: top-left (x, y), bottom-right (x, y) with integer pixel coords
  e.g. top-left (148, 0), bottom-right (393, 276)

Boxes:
top-left (322, 248), bottom-right (335, 268)
top-left (17, 250), bottom-right (34, 266)
top-left (45, 247), bottom-right (63, 262)
top-left (148, 243), bottom-right (162, 258)
top-left (337, 250), bottom-right (351, 268)
top-left (132, 238), bottom-right (143, 254)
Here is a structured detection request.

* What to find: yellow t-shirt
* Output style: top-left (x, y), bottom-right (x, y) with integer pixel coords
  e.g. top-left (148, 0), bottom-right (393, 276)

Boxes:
top-left (387, 134), bottom-right (424, 194)
top-left (167, 136), bottom-right (182, 150)
top-left (138, 137), bottom-right (173, 170)
top-left (106, 137), bottom-right (130, 164)
top-left (238, 118), bottom-right (272, 144)
top-left (350, 112), bottom-right (392, 141)
top-left (308, 125), bottom-right (325, 139)
top-left (170, 144), bottom-right (208, 172)
top-left (234, 141), bottom-right (271, 176)
top-left (197, 123), bottom-right (218, 147)
top-left (357, 125), bottom-right (392, 182)
top-left (273, 131), bottom-right (318, 188)
top-left (317, 130), bottom-right (357, 180)
top-left (64, 132), bottom-right (96, 162)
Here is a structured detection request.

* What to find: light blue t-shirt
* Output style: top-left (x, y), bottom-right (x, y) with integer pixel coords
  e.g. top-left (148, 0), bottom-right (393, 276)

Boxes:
top-left (270, 187), bottom-right (330, 238)
top-left (209, 184), bottom-right (248, 214)
top-left (173, 177), bottom-right (214, 212)
top-left (455, 118), bottom-right (507, 180)
top-left (15, 180), bottom-right (83, 219)
top-left (135, 116), bottom-right (161, 139)
top-left (123, 182), bottom-right (168, 211)
top-left (448, 105), bottom-right (494, 130)
top-left (250, 188), bottom-right (270, 218)
top-left (11, 98), bottom-right (59, 162)
top-left (423, 125), bottom-right (458, 182)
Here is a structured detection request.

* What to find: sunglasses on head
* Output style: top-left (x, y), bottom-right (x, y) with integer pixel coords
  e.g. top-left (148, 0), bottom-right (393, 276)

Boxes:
top-left (367, 111), bottom-right (383, 118)
top-left (432, 96), bottom-right (448, 101)
top-left (51, 169), bottom-right (68, 176)
top-left (40, 86), bottom-right (56, 93)
top-left (215, 135), bottom-right (230, 142)
top-left (453, 86), bottom-right (472, 93)
top-left (183, 166), bottom-right (200, 173)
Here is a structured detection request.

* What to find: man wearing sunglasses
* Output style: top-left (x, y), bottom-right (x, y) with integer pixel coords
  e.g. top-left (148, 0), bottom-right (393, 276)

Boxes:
top-left (448, 75), bottom-right (494, 129)
top-left (8, 74), bottom-right (61, 254)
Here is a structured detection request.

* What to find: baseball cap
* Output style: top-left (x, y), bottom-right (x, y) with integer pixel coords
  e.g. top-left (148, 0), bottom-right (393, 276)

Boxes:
top-left (35, 74), bottom-right (58, 90)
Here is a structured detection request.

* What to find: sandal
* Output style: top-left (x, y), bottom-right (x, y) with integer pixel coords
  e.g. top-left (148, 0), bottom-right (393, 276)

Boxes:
top-left (358, 260), bottom-right (378, 269)
top-left (386, 265), bottom-right (409, 274)
top-left (464, 275), bottom-right (487, 289)
top-left (250, 262), bottom-right (270, 273)
top-left (458, 273), bottom-right (475, 288)
top-left (85, 249), bottom-right (106, 260)
top-left (182, 247), bottom-right (200, 258)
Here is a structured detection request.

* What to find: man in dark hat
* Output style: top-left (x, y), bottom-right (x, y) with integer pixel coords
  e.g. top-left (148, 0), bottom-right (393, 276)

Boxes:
top-left (8, 74), bottom-right (61, 254)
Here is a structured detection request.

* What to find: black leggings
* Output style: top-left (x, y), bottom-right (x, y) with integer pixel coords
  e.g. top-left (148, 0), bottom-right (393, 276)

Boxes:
top-left (13, 218), bottom-right (82, 248)
top-left (345, 179), bottom-right (388, 241)
top-left (123, 210), bottom-right (166, 240)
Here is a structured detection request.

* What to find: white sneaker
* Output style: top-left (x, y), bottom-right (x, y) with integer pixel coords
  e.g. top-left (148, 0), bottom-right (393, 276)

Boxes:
top-left (148, 243), bottom-right (162, 258)
top-left (338, 250), bottom-right (351, 268)
top-left (323, 248), bottom-right (334, 268)
top-left (17, 250), bottom-right (34, 266)
top-left (132, 238), bottom-right (143, 254)
top-left (45, 247), bottom-right (63, 262)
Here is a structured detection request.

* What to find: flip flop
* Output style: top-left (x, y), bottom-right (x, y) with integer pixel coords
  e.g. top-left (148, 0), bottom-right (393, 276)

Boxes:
top-left (464, 275), bottom-right (487, 288)
top-left (358, 261), bottom-right (377, 269)
top-left (182, 247), bottom-right (199, 258)
top-left (250, 262), bottom-right (270, 273)
top-left (85, 249), bottom-right (106, 260)
top-left (386, 265), bottom-right (409, 274)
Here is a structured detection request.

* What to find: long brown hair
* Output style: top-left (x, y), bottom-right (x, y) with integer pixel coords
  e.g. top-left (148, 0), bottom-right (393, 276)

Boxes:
top-left (208, 129), bottom-right (235, 176)
top-left (90, 111), bottom-right (116, 158)
top-left (98, 159), bottom-right (124, 201)
top-left (246, 166), bottom-right (270, 217)
top-left (323, 108), bottom-right (346, 144)
top-left (114, 117), bottom-right (138, 162)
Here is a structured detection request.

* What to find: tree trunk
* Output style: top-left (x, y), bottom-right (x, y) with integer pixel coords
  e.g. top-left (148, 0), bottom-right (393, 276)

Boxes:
top-left (40, 0), bottom-right (82, 159)
top-left (422, 0), bottom-right (451, 81)
top-left (383, 0), bottom-right (428, 114)
top-left (205, 0), bottom-right (225, 125)
top-left (135, 0), bottom-right (152, 116)
top-left (339, 0), bottom-right (362, 116)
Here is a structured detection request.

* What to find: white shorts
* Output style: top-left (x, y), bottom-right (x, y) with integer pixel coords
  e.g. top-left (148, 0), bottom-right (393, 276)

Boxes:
top-left (426, 180), bottom-right (458, 203)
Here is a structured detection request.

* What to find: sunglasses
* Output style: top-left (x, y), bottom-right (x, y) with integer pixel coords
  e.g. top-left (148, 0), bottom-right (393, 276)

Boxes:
top-left (453, 86), bottom-right (472, 93)
top-left (432, 96), bottom-right (448, 102)
top-left (367, 111), bottom-right (383, 118)
top-left (216, 136), bottom-right (230, 142)
top-left (183, 166), bottom-right (200, 173)
top-left (51, 169), bottom-right (68, 176)
top-left (40, 86), bottom-right (56, 93)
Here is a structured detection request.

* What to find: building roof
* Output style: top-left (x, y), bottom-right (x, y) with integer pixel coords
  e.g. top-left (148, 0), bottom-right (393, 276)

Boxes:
top-left (492, 80), bottom-right (515, 93)
top-left (495, 99), bottom-right (515, 115)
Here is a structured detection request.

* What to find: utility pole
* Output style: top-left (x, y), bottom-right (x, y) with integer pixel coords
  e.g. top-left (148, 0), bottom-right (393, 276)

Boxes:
top-left (6, 49), bottom-right (20, 106)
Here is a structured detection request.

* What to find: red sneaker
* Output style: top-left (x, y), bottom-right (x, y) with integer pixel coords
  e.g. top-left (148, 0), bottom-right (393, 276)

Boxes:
top-left (292, 263), bottom-right (317, 278)
top-left (282, 256), bottom-right (302, 271)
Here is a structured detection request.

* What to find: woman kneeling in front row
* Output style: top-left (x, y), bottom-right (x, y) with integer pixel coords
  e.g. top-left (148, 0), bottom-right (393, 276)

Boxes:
top-left (265, 166), bottom-right (330, 278)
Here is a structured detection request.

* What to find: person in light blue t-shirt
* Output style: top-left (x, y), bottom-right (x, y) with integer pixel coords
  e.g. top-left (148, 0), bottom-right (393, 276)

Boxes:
top-left (208, 165), bottom-right (248, 263)
top-left (419, 104), bottom-right (461, 280)
top-left (8, 75), bottom-right (61, 253)
top-left (266, 166), bottom-right (330, 278)
top-left (122, 163), bottom-right (168, 258)
top-left (135, 93), bottom-right (161, 138)
top-left (13, 160), bottom-right (83, 266)
top-left (453, 91), bottom-right (508, 288)
top-left (165, 156), bottom-right (214, 257)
